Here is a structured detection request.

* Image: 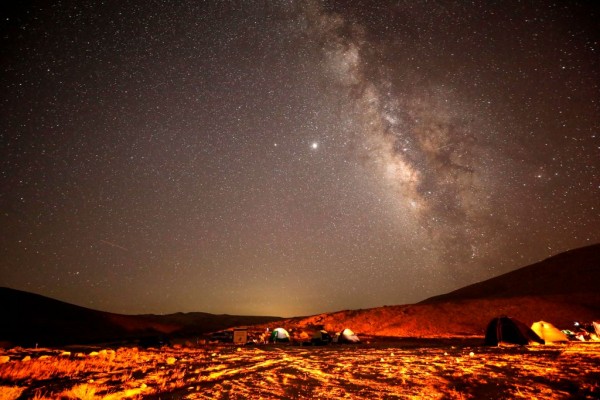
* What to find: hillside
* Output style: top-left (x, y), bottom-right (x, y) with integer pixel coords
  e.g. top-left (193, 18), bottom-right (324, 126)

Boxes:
top-left (0, 287), bottom-right (281, 347)
top-left (255, 244), bottom-right (600, 339)
top-left (0, 288), bottom-right (176, 346)
top-left (421, 243), bottom-right (600, 303)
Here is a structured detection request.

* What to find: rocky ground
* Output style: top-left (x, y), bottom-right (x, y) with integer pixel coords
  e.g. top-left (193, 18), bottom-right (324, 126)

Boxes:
top-left (0, 340), bottom-right (599, 399)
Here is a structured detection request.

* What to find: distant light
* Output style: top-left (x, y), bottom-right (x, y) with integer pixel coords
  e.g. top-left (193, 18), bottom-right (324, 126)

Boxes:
top-left (311, 142), bottom-right (319, 149)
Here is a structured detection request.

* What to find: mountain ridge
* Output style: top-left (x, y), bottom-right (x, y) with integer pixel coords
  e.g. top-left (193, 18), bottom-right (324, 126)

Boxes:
top-left (420, 243), bottom-right (600, 304)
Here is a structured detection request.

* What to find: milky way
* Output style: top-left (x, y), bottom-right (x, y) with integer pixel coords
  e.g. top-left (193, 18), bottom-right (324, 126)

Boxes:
top-left (1, 1), bottom-right (598, 316)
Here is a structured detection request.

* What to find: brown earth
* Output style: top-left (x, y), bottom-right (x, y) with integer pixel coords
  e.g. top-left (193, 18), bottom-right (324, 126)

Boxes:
top-left (0, 342), bottom-right (599, 399)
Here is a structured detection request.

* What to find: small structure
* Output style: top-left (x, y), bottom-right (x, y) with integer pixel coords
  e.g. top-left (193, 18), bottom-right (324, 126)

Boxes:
top-left (233, 328), bottom-right (248, 345)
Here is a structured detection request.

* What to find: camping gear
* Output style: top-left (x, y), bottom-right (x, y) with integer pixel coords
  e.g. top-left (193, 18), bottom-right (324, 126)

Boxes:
top-left (337, 328), bottom-right (360, 343)
top-left (270, 327), bottom-right (290, 343)
top-left (484, 316), bottom-right (544, 346)
top-left (530, 321), bottom-right (568, 343)
top-left (311, 330), bottom-right (331, 345)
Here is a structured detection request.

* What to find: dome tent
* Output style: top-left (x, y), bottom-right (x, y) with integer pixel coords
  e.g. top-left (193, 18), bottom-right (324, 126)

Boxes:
top-left (337, 328), bottom-right (360, 343)
top-left (485, 316), bottom-right (544, 346)
top-left (531, 321), bottom-right (568, 344)
top-left (311, 330), bottom-right (331, 345)
top-left (270, 327), bottom-right (290, 343)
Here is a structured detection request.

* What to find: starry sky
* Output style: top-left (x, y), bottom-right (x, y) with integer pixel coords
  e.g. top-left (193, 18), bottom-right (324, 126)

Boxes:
top-left (1, 1), bottom-right (599, 317)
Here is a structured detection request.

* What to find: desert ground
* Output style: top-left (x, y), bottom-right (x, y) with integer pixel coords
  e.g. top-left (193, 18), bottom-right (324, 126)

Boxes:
top-left (0, 339), bottom-right (599, 399)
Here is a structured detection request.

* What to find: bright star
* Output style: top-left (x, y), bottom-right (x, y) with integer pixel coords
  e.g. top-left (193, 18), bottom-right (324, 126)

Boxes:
top-left (311, 142), bottom-right (319, 149)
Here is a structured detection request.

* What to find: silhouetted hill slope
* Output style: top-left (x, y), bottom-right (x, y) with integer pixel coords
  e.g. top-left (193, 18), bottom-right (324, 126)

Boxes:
top-left (0, 287), bottom-right (281, 346)
top-left (421, 244), bottom-right (600, 303)
top-left (254, 245), bottom-right (600, 339)
top-left (0, 287), bottom-right (178, 346)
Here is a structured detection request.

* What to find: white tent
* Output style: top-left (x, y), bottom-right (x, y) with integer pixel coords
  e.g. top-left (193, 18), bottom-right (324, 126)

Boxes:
top-left (337, 328), bottom-right (360, 343)
top-left (270, 327), bottom-right (290, 343)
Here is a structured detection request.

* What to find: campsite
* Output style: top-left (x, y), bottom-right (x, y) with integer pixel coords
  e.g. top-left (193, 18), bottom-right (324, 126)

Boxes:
top-left (1, 245), bottom-right (599, 398)
top-left (1, 320), bottom-right (599, 399)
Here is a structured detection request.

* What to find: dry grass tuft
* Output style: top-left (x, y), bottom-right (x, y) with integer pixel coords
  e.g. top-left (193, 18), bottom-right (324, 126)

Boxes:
top-left (0, 385), bottom-right (25, 400)
top-left (62, 383), bottom-right (102, 400)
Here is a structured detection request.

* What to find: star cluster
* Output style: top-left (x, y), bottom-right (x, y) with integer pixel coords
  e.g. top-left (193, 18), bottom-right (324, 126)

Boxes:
top-left (1, 1), bottom-right (598, 316)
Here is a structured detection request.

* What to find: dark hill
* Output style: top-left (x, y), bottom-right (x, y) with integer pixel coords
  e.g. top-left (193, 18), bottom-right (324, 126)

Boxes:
top-left (0, 287), bottom-right (281, 347)
top-left (0, 287), bottom-right (178, 347)
top-left (420, 244), bottom-right (600, 304)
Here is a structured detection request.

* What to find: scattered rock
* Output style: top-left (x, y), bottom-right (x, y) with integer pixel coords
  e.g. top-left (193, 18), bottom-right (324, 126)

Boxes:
top-left (166, 357), bottom-right (176, 365)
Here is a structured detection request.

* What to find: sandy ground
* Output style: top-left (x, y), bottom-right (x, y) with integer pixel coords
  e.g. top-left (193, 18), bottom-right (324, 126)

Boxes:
top-left (0, 340), bottom-right (599, 399)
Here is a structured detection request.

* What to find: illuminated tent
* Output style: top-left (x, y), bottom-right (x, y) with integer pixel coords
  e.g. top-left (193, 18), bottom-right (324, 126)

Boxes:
top-left (484, 316), bottom-right (544, 346)
top-left (531, 321), bottom-right (568, 343)
top-left (337, 328), bottom-right (360, 343)
top-left (594, 322), bottom-right (600, 337)
top-left (270, 327), bottom-right (290, 343)
top-left (311, 330), bottom-right (331, 345)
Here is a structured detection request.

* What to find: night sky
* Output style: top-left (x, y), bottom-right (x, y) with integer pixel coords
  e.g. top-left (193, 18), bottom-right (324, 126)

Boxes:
top-left (1, 1), bottom-right (599, 317)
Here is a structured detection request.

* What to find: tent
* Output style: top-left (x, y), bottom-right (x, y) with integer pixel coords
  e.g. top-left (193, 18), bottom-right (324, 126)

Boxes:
top-left (593, 322), bottom-right (600, 337)
top-left (311, 330), bottom-right (331, 345)
top-left (484, 316), bottom-right (544, 346)
top-left (337, 328), bottom-right (360, 343)
top-left (270, 327), bottom-right (290, 343)
top-left (530, 321), bottom-right (568, 343)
